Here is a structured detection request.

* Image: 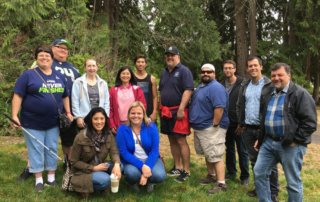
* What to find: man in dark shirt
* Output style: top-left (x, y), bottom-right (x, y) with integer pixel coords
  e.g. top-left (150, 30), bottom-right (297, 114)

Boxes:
top-left (159, 46), bottom-right (194, 183)
top-left (133, 54), bottom-right (158, 122)
top-left (220, 60), bottom-right (249, 186)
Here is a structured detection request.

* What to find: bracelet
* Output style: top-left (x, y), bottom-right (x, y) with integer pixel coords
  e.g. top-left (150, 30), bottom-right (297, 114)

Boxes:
top-left (66, 112), bottom-right (71, 114)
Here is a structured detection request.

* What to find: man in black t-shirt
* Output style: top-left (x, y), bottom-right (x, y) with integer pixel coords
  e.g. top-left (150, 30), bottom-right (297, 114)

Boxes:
top-left (133, 54), bottom-right (158, 123)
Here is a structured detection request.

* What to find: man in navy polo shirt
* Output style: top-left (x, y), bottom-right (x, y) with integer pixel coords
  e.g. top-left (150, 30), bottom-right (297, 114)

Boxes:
top-left (189, 64), bottom-right (229, 194)
top-left (159, 46), bottom-right (194, 182)
top-left (17, 39), bottom-right (80, 181)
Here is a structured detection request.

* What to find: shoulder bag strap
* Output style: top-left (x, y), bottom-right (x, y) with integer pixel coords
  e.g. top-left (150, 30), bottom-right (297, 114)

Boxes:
top-left (34, 69), bottom-right (62, 115)
top-left (133, 130), bottom-right (150, 153)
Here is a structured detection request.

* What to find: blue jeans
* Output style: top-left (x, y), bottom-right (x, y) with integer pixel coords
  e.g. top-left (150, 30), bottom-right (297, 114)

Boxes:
top-left (254, 137), bottom-right (307, 202)
top-left (92, 162), bottom-right (124, 191)
top-left (225, 126), bottom-right (250, 181)
top-left (23, 126), bottom-right (60, 173)
top-left (243, 127), bottom-right (279, 196)
top-left (124, 158), bottom-right (166, 185)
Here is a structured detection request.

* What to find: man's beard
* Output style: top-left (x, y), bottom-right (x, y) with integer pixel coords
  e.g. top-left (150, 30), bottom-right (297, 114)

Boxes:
top-left (201, 77), bottom-right (212, 84)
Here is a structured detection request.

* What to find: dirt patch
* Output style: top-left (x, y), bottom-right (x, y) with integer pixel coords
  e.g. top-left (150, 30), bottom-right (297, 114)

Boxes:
top-left (0, 136), bottom-right (25, 147)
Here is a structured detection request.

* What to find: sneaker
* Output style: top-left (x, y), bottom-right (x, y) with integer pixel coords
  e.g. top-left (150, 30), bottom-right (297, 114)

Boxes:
top-left (199, 174), bottom-right (217, 185)
top-left (247, 189), bottom-right (257, 197)
top-left (174, 170), bottom-right (190, 183)
top-left (45, 180), bottom-right (59, 187)
top-left (146, 182), bottom-right (155, 193)
top-left (225, 172), bottom-right (236, 180)
top-left (35, 183), bottom-right (44, 192)
top-left (166, 166), bottom-right (182, 176)
top-left (241, 179), bottom-right (250, 186)
top-left (130, 183), bottom-right (140, 192)
top-left (17, 167), bottom-right (33, 181)
top-left (208, 183), bottom-right (227, 194)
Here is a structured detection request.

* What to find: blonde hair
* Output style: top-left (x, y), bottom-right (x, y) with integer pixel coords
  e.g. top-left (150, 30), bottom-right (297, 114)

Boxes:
top-left (127, 101), bottom-right (150, 127)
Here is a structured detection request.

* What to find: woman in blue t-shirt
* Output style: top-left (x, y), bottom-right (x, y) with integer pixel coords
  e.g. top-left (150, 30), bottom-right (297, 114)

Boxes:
top-left (12, 46), bottom-right (73, 192)
top-left (116, 101), bottom-right (166, 193)
top-left (72, 58), bottom-right (110, 130)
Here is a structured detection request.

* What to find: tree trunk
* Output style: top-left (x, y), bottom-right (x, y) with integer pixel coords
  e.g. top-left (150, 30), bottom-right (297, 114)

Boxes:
top-left (104, 0), bottom-right (113, 30)
top-left (235, 0), bottom-right (248, 78)
top-left (304, 53), bottom-right (311, 82)
top-left (249, 0), bottom-right (257, 56)
top-left (282, 0), bottom-right (289, 45)
top-left (95, 0), bottom-right (102, 13)
top-left (288, 2), bottom-right (296, 47)
top-left (312, 56), bottom-right (319, 103)
top-left (112, 0), bottom-right (120, 70)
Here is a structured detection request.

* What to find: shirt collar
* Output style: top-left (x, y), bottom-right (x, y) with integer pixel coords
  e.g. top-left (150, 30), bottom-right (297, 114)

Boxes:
top-left (166, 62), bottom-right (181, 71)
top-left (119, 83), bottom-right (132, 89)
top-left (250, 77), bottom-right (264, 85)
top-left (200, 79), bottom-right (215, 88)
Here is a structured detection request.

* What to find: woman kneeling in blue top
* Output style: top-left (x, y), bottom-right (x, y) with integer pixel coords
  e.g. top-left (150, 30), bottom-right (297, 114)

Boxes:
top-left (116, 101), bottom-right (166, 192)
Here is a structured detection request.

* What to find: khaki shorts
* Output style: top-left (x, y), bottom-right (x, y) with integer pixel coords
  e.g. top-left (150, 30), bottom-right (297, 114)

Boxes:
top-left (194, 126), bottom-right (227, 163)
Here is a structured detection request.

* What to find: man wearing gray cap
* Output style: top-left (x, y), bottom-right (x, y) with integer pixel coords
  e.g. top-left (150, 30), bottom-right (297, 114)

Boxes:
top-left (159, 46), bottom-right (194, 183)
top-left (189, 64), bottom-right (229, 194)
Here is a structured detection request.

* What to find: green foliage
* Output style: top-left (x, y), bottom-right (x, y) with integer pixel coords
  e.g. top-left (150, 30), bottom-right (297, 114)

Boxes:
top-left (143, 0), bottom-right (224, 82)
top-left (0, 0), bottom-right (116, 135)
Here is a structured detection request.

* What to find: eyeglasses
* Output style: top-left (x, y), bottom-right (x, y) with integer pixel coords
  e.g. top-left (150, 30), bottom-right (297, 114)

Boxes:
top-left (201, 70), bottom-right (214, 74)
top-left (54, 46), bottom-right (69, 51)
top-left (223, 67), bottom-right (235, 70)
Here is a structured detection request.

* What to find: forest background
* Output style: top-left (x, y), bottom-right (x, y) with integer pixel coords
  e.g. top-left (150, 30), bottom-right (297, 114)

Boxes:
top-left (1, 0), bottom-right (320, 135)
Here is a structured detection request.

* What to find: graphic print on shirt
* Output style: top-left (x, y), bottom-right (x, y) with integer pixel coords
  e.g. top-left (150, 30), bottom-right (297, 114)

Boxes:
top-left (137, 81), bottom-right (149, 103)
top-left (55, 66), bottom-right (76, 82)
top-left (39, 79), bottom-right (65, 93)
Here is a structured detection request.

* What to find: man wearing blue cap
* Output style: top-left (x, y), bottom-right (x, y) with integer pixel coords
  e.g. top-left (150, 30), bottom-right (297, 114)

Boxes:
top-left (159, 46), bottom-right (194, 183)
top-left (189, 64), bottom-right (229, 194)
top-left (17, 39), bottom-right (80, 182)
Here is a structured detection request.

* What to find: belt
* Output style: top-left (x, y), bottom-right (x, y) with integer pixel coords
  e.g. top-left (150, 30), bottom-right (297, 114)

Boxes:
top-left (267, 134), bottom-right (283, 142)
top-left (246, 124), bottom-right (260, 130)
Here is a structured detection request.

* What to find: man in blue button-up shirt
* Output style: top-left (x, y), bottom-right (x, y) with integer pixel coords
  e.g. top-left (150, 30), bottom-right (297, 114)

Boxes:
top-left (236, 56), bottom-right (279, 201)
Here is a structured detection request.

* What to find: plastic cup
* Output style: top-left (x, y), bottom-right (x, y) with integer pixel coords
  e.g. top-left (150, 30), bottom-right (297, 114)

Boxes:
top-left (110, 176), bottom-right (119, 193)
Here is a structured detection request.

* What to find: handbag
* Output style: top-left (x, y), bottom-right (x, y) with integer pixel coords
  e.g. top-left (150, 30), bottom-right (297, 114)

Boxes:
top-left (34, 69), bottom-right (71, 131)
top-left (133, 131), bottom-right (166, 169)
top-left (62, 154), bottom-right (73, 191)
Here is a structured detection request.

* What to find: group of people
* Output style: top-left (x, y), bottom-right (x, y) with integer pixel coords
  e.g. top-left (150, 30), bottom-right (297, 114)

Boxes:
top-left (11, 40), bottom-right (316, 202)
top-left (12, 39), bottom-right (164, 197)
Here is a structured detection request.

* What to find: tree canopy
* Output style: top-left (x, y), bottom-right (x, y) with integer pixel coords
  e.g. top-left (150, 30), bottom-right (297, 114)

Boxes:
top-left (1, 0), bottom-right (320, 134)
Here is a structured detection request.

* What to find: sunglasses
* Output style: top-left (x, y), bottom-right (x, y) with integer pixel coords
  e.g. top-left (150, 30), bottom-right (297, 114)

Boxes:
top-left (201, 70), bottom-right (214, 74)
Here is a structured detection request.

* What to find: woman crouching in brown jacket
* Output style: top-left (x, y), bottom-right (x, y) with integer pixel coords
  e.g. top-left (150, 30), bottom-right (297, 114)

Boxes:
top-left (70, 107), bottom-right (121, 198)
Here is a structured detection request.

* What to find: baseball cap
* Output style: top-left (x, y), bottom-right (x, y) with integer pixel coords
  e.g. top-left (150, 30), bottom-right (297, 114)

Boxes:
top-left (53, 39), bottom-right (71, 49)
top-left (164, 46), bottom-right (179, 55)
top-left (201, 63), bottom-right (215, 72)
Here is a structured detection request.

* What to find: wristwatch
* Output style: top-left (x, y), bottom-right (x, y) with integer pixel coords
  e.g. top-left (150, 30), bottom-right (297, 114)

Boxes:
top-left (212, 123), bottom-right (219, 128)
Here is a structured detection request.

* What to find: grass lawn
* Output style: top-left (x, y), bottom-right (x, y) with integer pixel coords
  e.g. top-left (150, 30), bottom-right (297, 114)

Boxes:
top-left (0, 134), bottom-right (319, 202)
